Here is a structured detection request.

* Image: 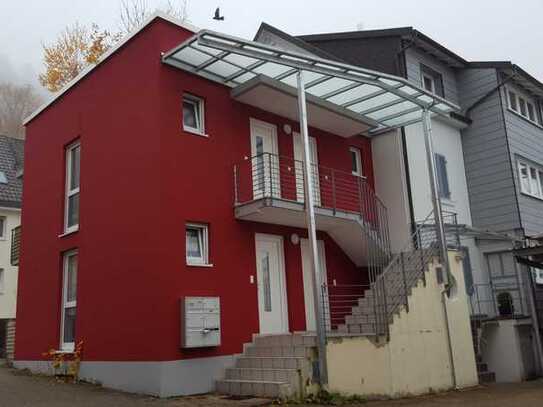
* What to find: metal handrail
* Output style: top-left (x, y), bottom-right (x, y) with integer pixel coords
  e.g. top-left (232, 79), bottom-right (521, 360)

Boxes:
top-left (233, 152), bottom-right (390, 248)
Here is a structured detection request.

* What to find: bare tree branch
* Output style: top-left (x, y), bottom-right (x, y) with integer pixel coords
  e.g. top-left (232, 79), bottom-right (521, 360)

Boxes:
top-left (118, 0), bottom-right (189, 33)
top-left (0, 83), bottom-right (43, 139)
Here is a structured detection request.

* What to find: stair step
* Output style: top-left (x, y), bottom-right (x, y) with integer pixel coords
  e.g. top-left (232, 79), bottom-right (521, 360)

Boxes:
top-left (478, 371), bottom-right (496, 384)
top-left (245, 345), bottom-right (313, 358)
top-left (253, 334), bottom-right (316, 348)
top-left (224, 368), bottom-right (300, 394)
top-left (217, 379), bottom-right (292, 398)
top-left (236, 356), bottom-right (311, 372)
top-left (345, 314), bottom-right (376, 324)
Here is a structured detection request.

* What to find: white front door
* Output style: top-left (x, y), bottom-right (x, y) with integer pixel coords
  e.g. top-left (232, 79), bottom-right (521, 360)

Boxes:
top-left (250, 119), bottom-right (280, 199)
top-left (255, 234), bottom-right (289, 334)
top-left (293, 133), bottom-right (321, 206)
top-left (301, 239), bottom-right (330, 331)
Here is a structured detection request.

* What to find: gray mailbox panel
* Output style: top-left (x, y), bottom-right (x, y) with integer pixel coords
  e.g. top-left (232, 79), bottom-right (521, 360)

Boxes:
top-left (181, 297), bottom-right (221, 348)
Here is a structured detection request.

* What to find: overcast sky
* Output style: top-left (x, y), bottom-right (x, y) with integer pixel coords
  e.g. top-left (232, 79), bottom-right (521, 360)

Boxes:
top-left (2, 0), bottom-right (542, 94)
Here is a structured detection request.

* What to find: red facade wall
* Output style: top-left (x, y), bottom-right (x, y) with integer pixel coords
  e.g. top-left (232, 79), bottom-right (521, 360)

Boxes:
top-left (16, 18), bottom-right (373, 363)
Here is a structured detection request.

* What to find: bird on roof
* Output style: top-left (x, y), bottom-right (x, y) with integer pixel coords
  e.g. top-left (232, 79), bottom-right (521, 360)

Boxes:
top-left (213, 7), bottom-right (224, 21)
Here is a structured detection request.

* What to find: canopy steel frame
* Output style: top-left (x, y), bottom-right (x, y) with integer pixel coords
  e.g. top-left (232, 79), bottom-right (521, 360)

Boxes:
top-left (162, 29), bottom-right (463, 387)
top-left (162, 30), bottom-right (460, 133)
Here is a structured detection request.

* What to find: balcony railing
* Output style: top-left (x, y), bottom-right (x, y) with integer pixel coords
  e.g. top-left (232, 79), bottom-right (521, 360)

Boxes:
top-left (10, 225), bottom-right (21, 266)
top-left (469, 282), bottom-right (528, 319)
top-left (233, 152), bottom-right (390, 246)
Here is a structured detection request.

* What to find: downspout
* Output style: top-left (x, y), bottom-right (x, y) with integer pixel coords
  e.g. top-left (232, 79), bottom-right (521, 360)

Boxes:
top-left (397, 35), bottom-right (417, 235)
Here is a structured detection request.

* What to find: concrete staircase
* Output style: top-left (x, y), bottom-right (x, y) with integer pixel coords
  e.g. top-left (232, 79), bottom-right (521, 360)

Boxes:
top-left (337, 249), bottom-right (435, 335)
top-left (216, 333), bottom-right (317, 399)
top-left (471, 318), bottom-right (496, 384)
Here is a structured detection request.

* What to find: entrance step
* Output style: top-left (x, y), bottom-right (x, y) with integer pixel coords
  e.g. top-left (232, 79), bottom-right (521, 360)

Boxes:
top-left (216, 379), bottom-right (291, 398)
top-left (216, 333), bottom-right (317, 400)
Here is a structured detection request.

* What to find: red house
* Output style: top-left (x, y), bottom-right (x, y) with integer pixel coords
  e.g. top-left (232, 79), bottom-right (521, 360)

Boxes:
top-left (15, 13), bottom-right (473, 399)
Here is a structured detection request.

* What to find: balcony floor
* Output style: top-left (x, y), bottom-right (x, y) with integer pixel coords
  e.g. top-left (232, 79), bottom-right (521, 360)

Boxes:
top-left (235, 197), bottom-right (372, 266)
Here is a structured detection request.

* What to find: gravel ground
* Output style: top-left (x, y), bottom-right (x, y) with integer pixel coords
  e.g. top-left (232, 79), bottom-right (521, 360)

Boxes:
top-left (1, 363), bottom-right (543, 407)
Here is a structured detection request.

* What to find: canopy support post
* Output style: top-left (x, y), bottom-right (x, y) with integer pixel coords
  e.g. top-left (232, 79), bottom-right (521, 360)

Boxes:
top-left (297, 70), bottom-right (328, 386)
top-left (422, 108), bottom-right (457, 388)
top-left (422, 108), bottom-right (450, 276)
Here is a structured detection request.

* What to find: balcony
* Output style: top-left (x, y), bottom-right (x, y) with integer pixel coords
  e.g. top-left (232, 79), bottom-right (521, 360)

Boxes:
top-left (233, 153), bottom-right (389, 266)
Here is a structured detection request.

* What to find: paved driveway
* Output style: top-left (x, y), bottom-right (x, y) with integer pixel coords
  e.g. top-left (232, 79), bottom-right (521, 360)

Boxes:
top-left (1, 363), bottom-right (543, 406)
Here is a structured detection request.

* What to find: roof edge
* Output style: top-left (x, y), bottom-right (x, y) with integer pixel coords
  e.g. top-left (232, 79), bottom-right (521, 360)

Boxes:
top-left (298, 26), bottom-right (468, 67)
top-left (254, 22), bottom-right (342, 62)
top-left (24, 10), bottom-right (200, 126)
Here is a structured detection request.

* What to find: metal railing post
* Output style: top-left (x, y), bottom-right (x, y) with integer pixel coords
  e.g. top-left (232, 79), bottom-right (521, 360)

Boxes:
top-left (357, 177), bottom-right (364, 219)
top-left (382, 276), bottom-right (390, 341)
top-left (331, 170), bottom-right (337, 215)
top-left (233, 164), bottom-right (239, 205)
top-left (400, 252), bottom-right (409, 312)
top-left (419, 229), bottom-right (426, 286)
top-left (268, 153), bottom-right (273, 198)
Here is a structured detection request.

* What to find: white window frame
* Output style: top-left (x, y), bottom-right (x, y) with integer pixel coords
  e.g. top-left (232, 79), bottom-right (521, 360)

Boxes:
top-left (0, 216), bottom-right (6, 240)
top-left (422, 73), bottom-right (436, 94)
top-left (349, 147), bottom-right (363, 176)
top-left (186, 223), bottom-right (210, 266)
top-left (182, 95), bottom-right (206, 136)
top-left (506, 87), bottom-right (541, 126)
top-left (60, 250), bottom-right (78, 352)
top-left (518, 159), bottom-right (543, 200)
top-left (64, 142), bottom-right (80, 234)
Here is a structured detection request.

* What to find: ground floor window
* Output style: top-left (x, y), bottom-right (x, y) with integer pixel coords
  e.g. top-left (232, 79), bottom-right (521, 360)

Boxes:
top-left (186, 223), bottom-right (209, 265)
top-left (61, 250), bottom-right (78, 351)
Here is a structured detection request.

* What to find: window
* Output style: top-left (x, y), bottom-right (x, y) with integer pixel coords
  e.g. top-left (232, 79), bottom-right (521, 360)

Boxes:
top-left (61, 251), bottom-right (78, 351)
top-left (0, 172), bottom-right (7, 184)
top-left (461, 248), bottom-right (474, 296)
top-left (65, 142), bottom-right (80, 233)
top-left (349, 147), bottom-right (363, 176)
top-left (435, 153), bottom-right (451, 199)
top-left (532, 267), bottom-right (543, 285)
top-left (422, 74), bottom-right (435, 94)
top-left (0, 269), bottom-right (4, 294)
top-left (420, 65), bottom-right (444, 98)
top-left (508, 91), bottom-right (518, 111)
top-left (0, 217), bottom-right (6, 240)
top-left (506, 87), bottom-right (541, 125)
top-left (518, 160), bottom-right (543, 199)
top-left (182, 95), bottom-right (205, 135)
top-left (186, 223), bottom-right (209, 265)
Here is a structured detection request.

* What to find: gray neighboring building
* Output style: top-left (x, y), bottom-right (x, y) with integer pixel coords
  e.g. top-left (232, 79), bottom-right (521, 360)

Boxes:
top-left (255, 24), bottom-right (543, 383)
top-left (0, 134), bottom-right (24, 364)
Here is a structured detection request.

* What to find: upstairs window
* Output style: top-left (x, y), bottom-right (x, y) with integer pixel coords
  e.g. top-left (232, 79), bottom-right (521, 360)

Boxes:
top-left (507, 87), bottom-right (541, 125)
top-left (65, 142), bottom-right (80, 233)
top-left (435, 153), bottom-right (451, 199)
top-left (61, 250), bottom-right (78, 351)
top-left (183, 95), bottom-right (205, 135)
top-left (186, 223), bottom-right (209, 266)
top-left (0, 216), bottom-right (6, 240)
top-left (420, 64), bottom-right (444, 98)
top-left (349, 147), bottom-right (363, 176)
top-left (518, 160), bottom-right (543, 199)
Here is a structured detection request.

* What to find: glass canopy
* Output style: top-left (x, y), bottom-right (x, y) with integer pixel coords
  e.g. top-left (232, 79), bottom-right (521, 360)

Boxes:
top-left (162, 30), bottom-right (460, 133)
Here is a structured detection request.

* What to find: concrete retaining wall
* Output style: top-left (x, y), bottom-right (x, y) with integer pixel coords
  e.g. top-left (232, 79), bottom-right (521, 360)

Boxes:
top-left (326, 251), bottom-right (479, 397)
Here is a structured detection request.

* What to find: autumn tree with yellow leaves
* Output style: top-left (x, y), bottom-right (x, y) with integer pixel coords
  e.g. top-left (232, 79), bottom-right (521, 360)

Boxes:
top-left (39, 23), bottom-right (120, 92)
top-left (39, 0), bottom-right (188, 93)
